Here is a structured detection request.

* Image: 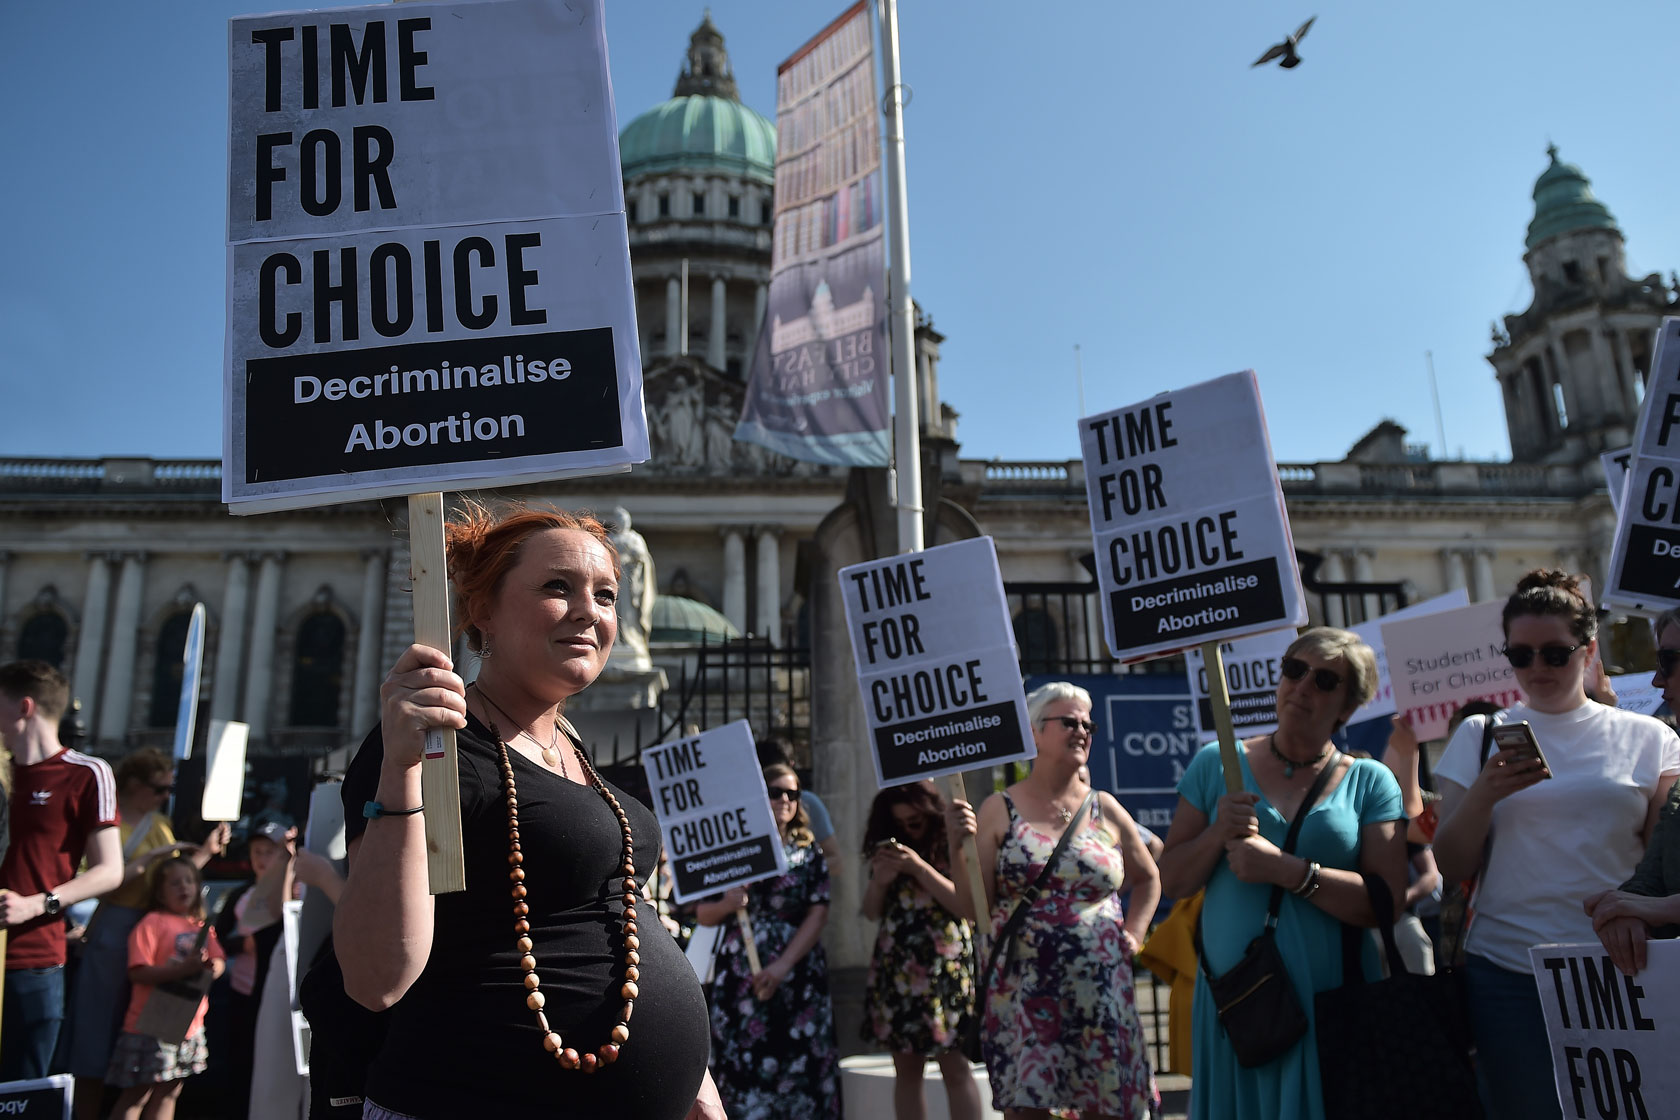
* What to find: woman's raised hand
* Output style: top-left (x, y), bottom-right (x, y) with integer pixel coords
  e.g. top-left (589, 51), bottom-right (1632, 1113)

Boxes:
top-left (945, 799), bottom-right (977, 841)
top-left (379, 644), bottom-right (466, 770)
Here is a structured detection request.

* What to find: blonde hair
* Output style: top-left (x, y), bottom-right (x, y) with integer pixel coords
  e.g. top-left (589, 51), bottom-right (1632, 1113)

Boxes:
top-left (1285, 627), bottom-right (1379, 725)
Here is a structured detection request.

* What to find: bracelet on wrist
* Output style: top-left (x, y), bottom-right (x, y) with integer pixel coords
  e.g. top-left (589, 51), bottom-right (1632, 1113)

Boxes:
top-left (363, 801), bottom-right (424, 819)
top-left (1291, 860), bottom-right (1314, 895)
top-left (1291, 861), bottom-right (1321, 899)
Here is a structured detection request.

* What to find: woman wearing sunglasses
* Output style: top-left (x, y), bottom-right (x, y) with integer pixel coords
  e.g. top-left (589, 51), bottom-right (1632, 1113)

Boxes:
top-left (696, 762), bottom-right (839, 1119)
top-left (1157, 628), bottom-right (1407, 1120)
top-left (945, 680), bottom-right (1161, 1120)
top-left (1434, 569), bottom-right (1679, 1120)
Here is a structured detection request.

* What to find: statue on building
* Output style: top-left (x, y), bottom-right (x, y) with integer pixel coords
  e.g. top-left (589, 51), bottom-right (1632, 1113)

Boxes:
top-left (606, 507), bottom-right (656, 672)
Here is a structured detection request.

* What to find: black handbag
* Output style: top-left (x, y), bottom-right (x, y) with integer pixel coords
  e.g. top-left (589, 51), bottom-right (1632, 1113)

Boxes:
top-left (1193, 756), bottom-right (1338, 1069)
top-left (1315, 874), bottom-right (1483, 1120)
top-left (962, 791), bottom-right (1095, 1062)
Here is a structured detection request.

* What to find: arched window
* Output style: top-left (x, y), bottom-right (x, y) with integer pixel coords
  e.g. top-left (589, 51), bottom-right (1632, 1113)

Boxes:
top-left (1013, 608), bottom-right (1059, 676)
top-left (147, 611), bottom-right (193, 728)
top-left (288, 611), bottom-right (346, 727)
top-left (17, 613), bottom-right (69, 668)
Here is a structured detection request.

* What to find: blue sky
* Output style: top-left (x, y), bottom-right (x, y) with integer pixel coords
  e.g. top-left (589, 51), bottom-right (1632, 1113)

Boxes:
top-left (4, 0), bottom-right (1678, 465)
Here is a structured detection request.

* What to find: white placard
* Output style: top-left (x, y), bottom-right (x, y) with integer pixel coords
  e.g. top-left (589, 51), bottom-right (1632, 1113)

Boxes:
top-left (1185, 630), bottom-right (1294, 739)
top-left (172, 603), bottom-right (206, 762)
top-left (642, 721), bottom-right (786, 905)
top-left (1380, 600), bottom-right (1525, 741)
top-left (1603, 446), bottom-right (1633, 516)
top-left (1345, 589), bottom-right (1471, 725)
top-left (224, 0), bottom-right (647, 513)
top-left (1605, 318), bottom-right (1680, 612)
top-left (1530, 941), bottom-right (1679, 1120)
top-left (201, 720), bottom-right (249, 822)
top-left (1079, 370), bottom-right (1308, 661)
top-left (839, 537), bottom-right (1037, 787)
top-left (1609, 674), bottom-right (1666, 717)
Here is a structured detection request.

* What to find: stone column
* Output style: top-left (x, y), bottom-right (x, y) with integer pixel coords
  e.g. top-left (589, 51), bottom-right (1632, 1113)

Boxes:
top-left (751, 283), bottom-right (768, 362)
top-left (351, 549), bottom-right (389, 733)
top-left (708, 276), bottom-right (728, 370)
top-left (1499, 375), bottom-right (1528, 460)
top-left (243, 552), bottom-right (286, 743)
top-left (754, 528), bottom-right (781, 643)
top-left (1612, 330), bottom-right (1639, 414)
top-left (71, 554), bottom-right (114, 710)
top-left (1472, 549), bottom-right (1497, 603)
top-left (1319, 551), bottom-right (1346, 627)
top-left (210, 553), bottom-right (253, 722)
top-left (0, 551), bottom-right (11, 648)
top-left (1351, 549), bottom-right (1379, 622)
top-left (1441, 548), bottom-right (1469, 595)
top-left (721, 529), bottom-right (747, 635)
top-left (665, 276), bottom-right (681, 357)
top-left (97, 552), bottom-right (148, 744)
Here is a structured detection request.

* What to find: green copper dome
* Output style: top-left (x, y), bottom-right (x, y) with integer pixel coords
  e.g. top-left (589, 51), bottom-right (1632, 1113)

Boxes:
top-left (619, 95), bottom-right (775, 184)
top-left (618, 15), bottom-right (775, 186)
top-left (1526, 145), bottom-right (1620, 250)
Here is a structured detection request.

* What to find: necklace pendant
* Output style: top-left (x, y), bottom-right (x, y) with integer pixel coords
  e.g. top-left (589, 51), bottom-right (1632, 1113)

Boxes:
top-left (542, 746), bottom-right (562, 769)
top-left (1056, 806), bottom-right (1073, 825)
top-left (1284, 762), bottom-right (1296, 778)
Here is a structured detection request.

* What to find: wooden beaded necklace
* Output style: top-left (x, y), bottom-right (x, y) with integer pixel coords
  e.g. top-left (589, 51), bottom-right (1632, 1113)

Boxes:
top-left (487, 717), bottom-right (640, 1073)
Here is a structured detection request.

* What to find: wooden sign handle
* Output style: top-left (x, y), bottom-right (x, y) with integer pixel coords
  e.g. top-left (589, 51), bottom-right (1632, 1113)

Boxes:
top-left (1202, 639), bottom-right (1244, 794)
top-left (410, 493), bottom-right (466, 894)
top-left (737, 907), bottom-right (762, 975)
top-left (944, 772), bottom-right (993, 937)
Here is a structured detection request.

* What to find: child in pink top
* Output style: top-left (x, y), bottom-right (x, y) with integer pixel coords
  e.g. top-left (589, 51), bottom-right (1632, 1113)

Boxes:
top-left (107, 857), bottom-right (225, 1120)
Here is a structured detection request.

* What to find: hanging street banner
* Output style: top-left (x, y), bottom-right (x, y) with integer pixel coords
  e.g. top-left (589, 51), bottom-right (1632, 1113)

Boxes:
top-left (1603, 446), bottom-right (1633, 516)
top-left (734, 1), bottom-right (890, 467)
top-left (225, 0), bottom-right (648, 513)
top-left (1380, 599), bottom-right (1525, 741)
top-left (1606, 318), bottom-right (1680, 611)
top-left (841, 537), bottom-right (1036, 786)
top-left (642, 721), bottom-right (786, 904)
top-left (1529, 941), bottom-right (1679, 1120)
top-left (1080, 370), bottom-right (1308, 662)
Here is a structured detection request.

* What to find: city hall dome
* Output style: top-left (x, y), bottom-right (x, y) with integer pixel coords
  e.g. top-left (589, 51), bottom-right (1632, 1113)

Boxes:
top-left (1526, 144), bottom-right (1620, 250)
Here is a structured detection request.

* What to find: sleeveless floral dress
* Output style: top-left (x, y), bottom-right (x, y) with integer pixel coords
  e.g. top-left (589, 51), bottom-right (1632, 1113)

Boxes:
top-left (861, 867), bottom-right (976, 1054)
top-left (981, 792), bottom-right (1156, 1117)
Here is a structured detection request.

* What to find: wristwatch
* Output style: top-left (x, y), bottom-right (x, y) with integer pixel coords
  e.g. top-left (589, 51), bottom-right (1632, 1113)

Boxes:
top-left (42, 892), bottom-right (61, 917)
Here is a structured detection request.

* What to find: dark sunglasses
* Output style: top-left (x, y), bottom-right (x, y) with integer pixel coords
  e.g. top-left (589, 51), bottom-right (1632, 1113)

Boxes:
top-left (150, 783), bottom-right (175, 795)
top-left (1501, 643), bottom-right (1581, 669)
top-left (1280, 656), bottom-right (1343, 692)
top-left (1657, 648), bottom-right (1680, 678)
top-left (1041, 715), bottom-right (1095, 733)
top-left (769, 788), bottom-right (802, 803)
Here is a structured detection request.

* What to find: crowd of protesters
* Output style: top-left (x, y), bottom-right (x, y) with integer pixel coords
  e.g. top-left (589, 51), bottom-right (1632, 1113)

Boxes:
top-left (5, 534), bottom-right (1680, 1120)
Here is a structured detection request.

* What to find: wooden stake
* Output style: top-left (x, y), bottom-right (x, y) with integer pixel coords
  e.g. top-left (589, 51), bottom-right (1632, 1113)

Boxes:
top-left (410, 493), bottom-right (466, 894)
top-left (944, 772), bottom-right (993, 937)
top-left (737, 907), bottom-right (762, 975)
top-left (1202, 640), bottom-right (1244, 794)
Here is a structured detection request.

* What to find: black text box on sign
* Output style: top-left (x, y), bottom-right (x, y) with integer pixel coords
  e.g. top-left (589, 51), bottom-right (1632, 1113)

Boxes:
top-left (873, 699), bottom-right (1025, 783)
top-left (673, 835), bottom-right (781, 898)
top-left (1110, 557), bottom-right (1287, 650)
top-left (1618, 524), bottom-right (1680, 600)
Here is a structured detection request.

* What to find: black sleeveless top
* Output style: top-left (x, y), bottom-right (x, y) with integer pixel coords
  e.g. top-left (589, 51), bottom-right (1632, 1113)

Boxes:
top-left (342, 715), bottom-right (710, 1118)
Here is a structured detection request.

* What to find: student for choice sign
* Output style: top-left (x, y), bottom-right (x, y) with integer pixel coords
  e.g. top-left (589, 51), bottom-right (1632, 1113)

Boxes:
top-left (840, 538), bottom-right (1036, 786)
top-left (225, 0), bottom-right (647, 512)
top-left (642, 722), bottom-right (785, 904)
top-left (1080, 371), bottom-right (1307, 661)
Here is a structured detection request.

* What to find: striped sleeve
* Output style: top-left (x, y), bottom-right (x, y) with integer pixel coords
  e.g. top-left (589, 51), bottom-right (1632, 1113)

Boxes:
top-left (64, 750), bottom-right (118, 828)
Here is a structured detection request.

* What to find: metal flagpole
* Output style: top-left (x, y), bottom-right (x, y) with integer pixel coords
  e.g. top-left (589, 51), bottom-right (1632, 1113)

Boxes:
top-left (877, 0), bottom-right (991, 937)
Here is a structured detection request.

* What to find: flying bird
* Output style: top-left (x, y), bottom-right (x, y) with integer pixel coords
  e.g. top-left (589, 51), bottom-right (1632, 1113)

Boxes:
top-left (1252, 16), bottom-right (1316, 69)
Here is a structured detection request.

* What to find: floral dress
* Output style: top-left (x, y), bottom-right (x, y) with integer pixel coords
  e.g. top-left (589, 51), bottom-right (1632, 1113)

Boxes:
top-left (707, 838), bottom-right (841, 1120)
top-left (982, 792), bottom-right (1156, 1118)
top-left (861, 865), bottom-right (976, 1054)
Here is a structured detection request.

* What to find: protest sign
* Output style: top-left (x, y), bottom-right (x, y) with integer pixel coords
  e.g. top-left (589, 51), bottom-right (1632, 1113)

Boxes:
top-left (1079, 370), bottom-right (1307, 662)
top-left (1381, 599), bottom-right (1524, 741)
top-left (1606, 318), bottom-right (1680, 612)
top-left (225, 0), bottom-right (647, 512)
top-left (1530, 941), bottom-right (1678, 1120)
top-left (201, 720), bottom-right (249, 822)
top-left (1185, 630), bottom-right (1293, 739)
top-left (1603, 446), bottom-right (1633, 516)
top-left (172, 603), bottom-right (206, 762)
top-left (1345, 589), bottom-right (1470, 725)
top-left (839, 537), bottom-right (1036, 786)
top-left (1609, 674), bottom-right (1665, 717)
top-left (642, 722), bottom-right (786, 904)
top-left (0, 1074), bottom-right (71, 1118)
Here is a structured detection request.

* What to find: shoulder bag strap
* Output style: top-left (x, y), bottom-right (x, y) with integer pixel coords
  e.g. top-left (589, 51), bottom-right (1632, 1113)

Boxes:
top-left (123, 811), bottom-right (159, 861)
top-left (972, 791), bottom-right (1095, 1000)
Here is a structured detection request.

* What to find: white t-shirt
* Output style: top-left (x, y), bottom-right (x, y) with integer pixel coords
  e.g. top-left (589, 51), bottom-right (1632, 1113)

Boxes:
top-left (1436, 700), bottom-right (1680, 973)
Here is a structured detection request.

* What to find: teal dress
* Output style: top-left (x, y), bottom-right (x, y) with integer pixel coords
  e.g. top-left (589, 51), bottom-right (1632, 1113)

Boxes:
top-left (1181, 743), bottom-right (1402, 1120)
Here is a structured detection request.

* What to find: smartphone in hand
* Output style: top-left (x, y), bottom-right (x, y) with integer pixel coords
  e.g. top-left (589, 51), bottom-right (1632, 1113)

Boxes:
top-left (1490, 721), bottom-right (1553, 777)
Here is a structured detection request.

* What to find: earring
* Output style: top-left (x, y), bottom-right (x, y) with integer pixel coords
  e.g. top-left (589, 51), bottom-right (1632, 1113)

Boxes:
top-left (479, 635), bottom-right (493, 659)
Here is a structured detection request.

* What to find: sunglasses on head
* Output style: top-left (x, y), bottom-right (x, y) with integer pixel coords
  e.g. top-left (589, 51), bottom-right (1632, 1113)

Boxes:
top-left (769, 788), bottom-right (802, 803)
top-left (1041, 715), bottom-right (1095, 733)
top-left (1500, 643), bottom-right (1581, 669)
top-left (1280, 656), bottom-right (1343, 692)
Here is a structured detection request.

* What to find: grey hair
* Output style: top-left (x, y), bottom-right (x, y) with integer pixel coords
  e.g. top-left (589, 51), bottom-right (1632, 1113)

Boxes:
top-left (1284, 627), bottom-right (1379, 718)
top-left (1025, 680), bottom-right (1093, 725)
